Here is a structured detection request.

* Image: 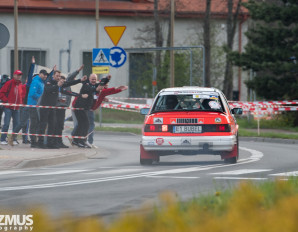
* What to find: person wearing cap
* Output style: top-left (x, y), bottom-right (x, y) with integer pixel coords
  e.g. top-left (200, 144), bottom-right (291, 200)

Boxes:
top-left (71, 73), bottom-right (101, 148)
top-left (8, 56), bottom-right (36, 145)
top-left (27, 69), bottom-right (48, 148)
top-left (0, 70), bottom-right (24, 145)
top-left (86, 75), bottom-right (128, 147)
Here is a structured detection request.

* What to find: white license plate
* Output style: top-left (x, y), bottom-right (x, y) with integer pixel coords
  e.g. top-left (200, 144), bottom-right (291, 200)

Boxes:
top-left (174, 126), bottom-right (202, 133)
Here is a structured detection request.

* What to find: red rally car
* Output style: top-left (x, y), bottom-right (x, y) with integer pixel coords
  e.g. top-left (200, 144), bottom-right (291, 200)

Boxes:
top-left (140, 87), bottom-right (243, 165)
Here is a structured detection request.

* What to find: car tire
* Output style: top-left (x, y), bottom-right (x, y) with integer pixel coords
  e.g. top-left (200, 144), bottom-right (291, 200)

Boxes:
top-left (223, 134), bottom-right (239, 164)
top-left (140, 158), bottom-right (154, 165)
top-left (140, 144), bottom-right (159, 165)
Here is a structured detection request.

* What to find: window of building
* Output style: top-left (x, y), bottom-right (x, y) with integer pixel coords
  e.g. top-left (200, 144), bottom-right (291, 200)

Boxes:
top-left (82, 51), bottom-right (92, 77)
top-left (10, 50), bottom-right (46, 83)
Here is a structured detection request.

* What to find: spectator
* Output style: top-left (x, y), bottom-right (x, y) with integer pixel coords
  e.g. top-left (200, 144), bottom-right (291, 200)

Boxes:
top-left (0, 74), bottom-right (11, 128)
top-left (54, 64), bottom-right (84, 148)
top-left (71, 74), bottom-right (101, 148)
top-left (37, 70), bottom-right (86, 149)
top-left (87, 75), bottom-right (128, 147)
top-left (9, 56), bottom-right (36, 145)
top-left (0, 70), bottom-right (23, 145)
top-left (27, 69), bottom-right (48, 148)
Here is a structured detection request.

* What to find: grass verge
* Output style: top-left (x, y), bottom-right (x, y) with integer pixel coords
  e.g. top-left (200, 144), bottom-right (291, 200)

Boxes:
top-left (95, 126), bottom-right (142, 134)
top-left (238, 128), bottom-right (298, 140)
top-left (97, 108), bottom-right (145, 124)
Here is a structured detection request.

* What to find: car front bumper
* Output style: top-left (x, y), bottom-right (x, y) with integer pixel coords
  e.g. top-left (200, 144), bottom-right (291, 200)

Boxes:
top-left (141, 135), bottom-right (236, 152)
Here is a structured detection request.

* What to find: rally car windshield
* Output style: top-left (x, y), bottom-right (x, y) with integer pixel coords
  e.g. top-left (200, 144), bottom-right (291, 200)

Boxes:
top-left (151, 93), bottom-right (225, 113)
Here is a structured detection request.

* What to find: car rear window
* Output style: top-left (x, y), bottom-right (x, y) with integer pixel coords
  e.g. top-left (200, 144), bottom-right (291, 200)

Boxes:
top-left (151, 93), bottom-right (225, 113)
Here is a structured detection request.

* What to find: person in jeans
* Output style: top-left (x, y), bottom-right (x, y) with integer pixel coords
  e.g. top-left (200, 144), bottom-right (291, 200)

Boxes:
top-left (37, 70), bottom-right (86, 149)
top-left (87, 75), bottom-right (128, 147)
top-left (9, 56), bottom-right (36, 145)
top-left (54, 65), bottom-right (84, 148)
top-left (0, 70), bottom-right (24, 145)
top-left (27, 69), bottom-right (48, 148)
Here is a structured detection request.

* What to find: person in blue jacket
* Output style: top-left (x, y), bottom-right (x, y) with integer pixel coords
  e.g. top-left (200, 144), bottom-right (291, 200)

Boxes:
top-left (27, 69), bottom-right (48, 148)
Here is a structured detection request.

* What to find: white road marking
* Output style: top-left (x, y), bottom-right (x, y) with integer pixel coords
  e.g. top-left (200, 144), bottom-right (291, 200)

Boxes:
top-left (25, 170), bottom-right (88, 176)
top-left (210, 169), bottom-right (272, 175)
top-left (0, 170), bottom-right (28, 175)
top-left (0, 146), bottom-right (264, 191)
top-left (147, 176), bottom-right (199, 179)
top-left (85, 169), bottom-right (143, 175)
top-left (213, 177), bottom-right (267, 180)
top-left (270, 171), bottom-right (298, 177)
top-left (238, 146), bottom-right (264, 162)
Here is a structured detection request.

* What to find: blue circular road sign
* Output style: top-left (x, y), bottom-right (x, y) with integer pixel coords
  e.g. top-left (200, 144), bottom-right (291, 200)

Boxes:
top-left (109, 46), bottom-right (127, 68)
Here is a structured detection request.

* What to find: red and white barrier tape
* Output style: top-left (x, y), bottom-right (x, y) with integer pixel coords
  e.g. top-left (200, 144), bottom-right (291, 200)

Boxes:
top-left (0, 102), bottom-right (84, 111)
top-left (107, 99), bottom-right (151, 108)
top-left (1, 130), bottom-right (94, 139)
top-left (107, 97), bottom-right (153, 100)
top-left (101, 103), bottom-right (139, 112)
top-left (1, 100), bottom-right (297, 113)
top-left (228, 100), bottom-right (298, 105)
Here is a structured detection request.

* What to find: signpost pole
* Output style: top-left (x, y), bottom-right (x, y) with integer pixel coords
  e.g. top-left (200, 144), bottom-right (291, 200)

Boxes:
top-left (96, 0), bottom-right (99, 48)
top-left (14, 0), bottom-right (18, 70)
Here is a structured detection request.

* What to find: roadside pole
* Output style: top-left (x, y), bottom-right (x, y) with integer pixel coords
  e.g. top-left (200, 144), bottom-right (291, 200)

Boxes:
top-left (14, 0), bottom-right (18, 70)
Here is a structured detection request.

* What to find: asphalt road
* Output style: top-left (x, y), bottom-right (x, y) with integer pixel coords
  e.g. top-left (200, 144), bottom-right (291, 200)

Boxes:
top-left (0, 132), bottom-right (298, 219)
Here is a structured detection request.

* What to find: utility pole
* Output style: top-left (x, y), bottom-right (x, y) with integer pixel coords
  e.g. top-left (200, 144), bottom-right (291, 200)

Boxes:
top-left (96, 0), bottom-right (99, 48)
top-left (14, 0), bottom-right (18, 70)
top-left (170, 0), bottom-right (175, 87)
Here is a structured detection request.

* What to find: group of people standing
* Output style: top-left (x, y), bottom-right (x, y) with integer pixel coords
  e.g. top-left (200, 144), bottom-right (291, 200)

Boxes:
top-left (0, 57), bottom-right (128, 149)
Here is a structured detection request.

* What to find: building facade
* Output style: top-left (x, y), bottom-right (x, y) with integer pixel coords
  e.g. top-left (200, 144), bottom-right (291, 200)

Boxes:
top-left (0, 0), bottom-right (249, 100)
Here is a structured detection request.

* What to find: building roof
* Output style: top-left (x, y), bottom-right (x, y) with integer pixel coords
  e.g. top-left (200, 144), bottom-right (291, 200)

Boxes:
top-left (0, 0), bottom-right (249, 19)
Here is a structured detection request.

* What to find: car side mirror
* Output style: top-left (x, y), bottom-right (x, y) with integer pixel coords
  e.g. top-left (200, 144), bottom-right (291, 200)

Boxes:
top-left (231, 108), bottom-right (243, 115)
top-left (140, 108), bottom-right (150, 115)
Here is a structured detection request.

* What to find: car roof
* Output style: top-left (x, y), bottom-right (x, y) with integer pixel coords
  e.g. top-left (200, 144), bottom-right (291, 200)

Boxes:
top-left (160, 86), bottom-right (220, 93)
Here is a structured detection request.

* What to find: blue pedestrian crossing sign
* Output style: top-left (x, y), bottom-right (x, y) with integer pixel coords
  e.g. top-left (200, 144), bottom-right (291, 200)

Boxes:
top-left (92, 48), bottom-right (110, 66)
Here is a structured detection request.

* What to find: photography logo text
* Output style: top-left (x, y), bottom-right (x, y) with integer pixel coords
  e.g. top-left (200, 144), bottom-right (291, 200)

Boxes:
top-left (0, 215), bottom-right (33, 231)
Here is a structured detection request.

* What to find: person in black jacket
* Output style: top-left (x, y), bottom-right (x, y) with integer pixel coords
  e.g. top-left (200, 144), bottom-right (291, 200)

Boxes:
top-left (37, 70), bottom-right (87, 149)
top-left (72, 73), bottom-right (102, 148)
top-left (54, 65), bottom-right (84, 148)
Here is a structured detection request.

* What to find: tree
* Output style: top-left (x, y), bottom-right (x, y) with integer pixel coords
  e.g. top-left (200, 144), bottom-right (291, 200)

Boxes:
top-left (229, 0), bottom-right (298, 100)
top-left (203, 0), bottom-right (211, 87)
top-left (223, 0), bottom-right (243, 100)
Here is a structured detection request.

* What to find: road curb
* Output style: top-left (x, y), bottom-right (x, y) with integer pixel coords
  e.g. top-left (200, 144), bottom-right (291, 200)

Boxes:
top-left (240, 136), bottom-right (298, 144)
top-left (16, 151), bottom-right (94, 169)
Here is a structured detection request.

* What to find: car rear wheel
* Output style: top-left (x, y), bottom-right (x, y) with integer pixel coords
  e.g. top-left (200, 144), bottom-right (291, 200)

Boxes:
top-left (224, 155), bottom-right (237, 164)
top-left (140, 158), bottom-right (154, 165)
top-left (223, 134), bottom-right (239, 164)
top-left (140, 144), bottom-right (159, 165)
